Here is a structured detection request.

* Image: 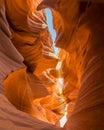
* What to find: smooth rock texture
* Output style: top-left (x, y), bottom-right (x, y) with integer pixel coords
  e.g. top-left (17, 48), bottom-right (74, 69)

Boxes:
top-left (38, 0), bottom-right (104, 129)
top-left (0, 0), bottom-right (61, 129)
top-left (5, 0), bottom-right (58, 74)
top-left (0, 93), bottom-right (61, 130)
top-left (1, 0), bottom-right (104, 129)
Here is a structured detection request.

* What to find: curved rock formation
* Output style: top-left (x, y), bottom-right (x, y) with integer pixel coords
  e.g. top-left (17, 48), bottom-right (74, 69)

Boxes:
top-left (0, 0), bottom-right (61, 129)
top-left (1, 0), bottom-right (104, 129)
top-left (5, 0), bottom-right (58, 74)
top-left (37, 0), bottom-right (104, 129)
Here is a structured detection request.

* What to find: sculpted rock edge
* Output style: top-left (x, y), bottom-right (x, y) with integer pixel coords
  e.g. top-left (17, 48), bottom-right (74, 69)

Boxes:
top-left (0, 0), bottom-right (104, 130)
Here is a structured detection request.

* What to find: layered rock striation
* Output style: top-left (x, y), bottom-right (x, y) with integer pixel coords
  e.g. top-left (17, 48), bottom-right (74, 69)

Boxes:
top-left (0, 0), bottom-right (104, 129)
top-left (37, 0), bottom-right (104, 129)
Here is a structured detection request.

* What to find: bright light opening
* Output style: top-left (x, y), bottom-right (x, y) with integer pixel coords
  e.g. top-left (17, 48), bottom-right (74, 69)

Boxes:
top-left (45, 9), bottom-right (68, 127)
top-left (45, 8), bottom-right (59, 54)
top-left (60, 105), bottom-right (68, 127)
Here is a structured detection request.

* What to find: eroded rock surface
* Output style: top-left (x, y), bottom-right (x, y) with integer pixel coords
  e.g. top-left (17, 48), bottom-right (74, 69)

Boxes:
top-left (0, 0), bottom-right (104, 129)
top-left (0, 0), bottom-right (61, 129)
top-left (38, 0), bottom-right (104, 129)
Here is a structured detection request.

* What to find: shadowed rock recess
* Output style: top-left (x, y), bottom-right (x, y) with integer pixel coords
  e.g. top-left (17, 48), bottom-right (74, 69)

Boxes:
top-left (0, 0), bottom-right (104, 129)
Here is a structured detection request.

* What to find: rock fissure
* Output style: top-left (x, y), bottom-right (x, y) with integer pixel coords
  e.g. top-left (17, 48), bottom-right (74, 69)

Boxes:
top-left (0, 0), bottom-right (104, 129)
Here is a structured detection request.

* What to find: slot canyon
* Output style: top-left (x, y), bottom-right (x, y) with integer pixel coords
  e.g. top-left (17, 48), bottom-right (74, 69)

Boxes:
top-left (0, 0), bottom-right (104, 129)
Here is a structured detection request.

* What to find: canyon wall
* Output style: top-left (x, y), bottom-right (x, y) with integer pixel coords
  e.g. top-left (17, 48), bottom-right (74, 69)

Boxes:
top-left (0, 0), bottom-right (61, 129)
top-left (38, 0), bottom-right (104, 130)
top-left (0, 0), bottom-right (104, 129)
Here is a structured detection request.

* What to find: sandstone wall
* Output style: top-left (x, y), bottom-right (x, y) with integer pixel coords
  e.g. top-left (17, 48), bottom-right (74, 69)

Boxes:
top-left (1, 0), bottom-right (104, 129)
top-left (37, 0), bottom-right (104, 129)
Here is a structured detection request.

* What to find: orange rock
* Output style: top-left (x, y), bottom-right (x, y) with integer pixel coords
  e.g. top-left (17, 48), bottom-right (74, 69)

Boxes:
top-left (38, 0), bottom-right (104, 130)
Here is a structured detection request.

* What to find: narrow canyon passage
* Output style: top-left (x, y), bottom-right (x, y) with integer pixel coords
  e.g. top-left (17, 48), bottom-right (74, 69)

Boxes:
top-left (0, 0), bottom-right (104, 130)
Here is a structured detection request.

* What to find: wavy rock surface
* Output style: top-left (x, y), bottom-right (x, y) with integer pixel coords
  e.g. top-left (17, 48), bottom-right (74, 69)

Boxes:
top-left (37, 0), bottom-right (104, 129)
top-left (5, 0), bottom-right (58, 74)
top-left (0, 0), bottom-right (60, 129)
top-left (1, 0), bottom-right (104, 129)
